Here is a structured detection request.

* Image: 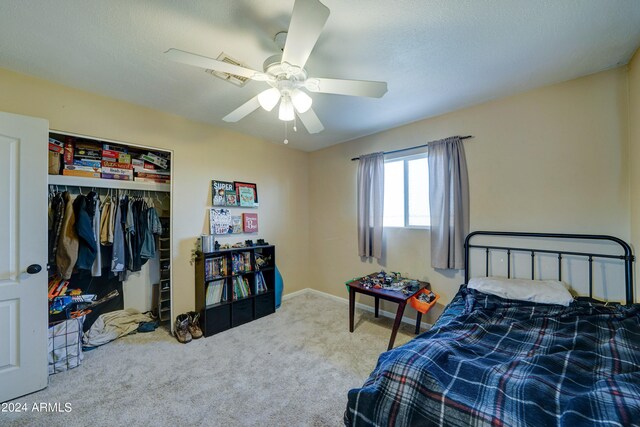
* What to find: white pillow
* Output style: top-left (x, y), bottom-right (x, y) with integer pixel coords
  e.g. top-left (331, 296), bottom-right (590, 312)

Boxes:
top-left (467, 276), bottom-right (574, 306)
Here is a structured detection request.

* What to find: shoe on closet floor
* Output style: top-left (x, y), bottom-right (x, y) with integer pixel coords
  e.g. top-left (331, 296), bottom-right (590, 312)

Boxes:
top-left (187, 311), bottom-right (203, 339)
top-left (174, 314), bottom-right (192, 344)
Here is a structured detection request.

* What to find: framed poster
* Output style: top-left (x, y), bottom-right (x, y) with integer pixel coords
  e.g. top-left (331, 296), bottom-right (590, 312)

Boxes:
top-left (212, 180), bottom-right (234, 206)
top-left (234, 181), bottom-right (258, 207)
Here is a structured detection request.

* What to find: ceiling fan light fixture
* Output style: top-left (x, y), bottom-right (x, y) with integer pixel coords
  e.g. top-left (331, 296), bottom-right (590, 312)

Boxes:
top-left (279, 96), bottom-right (295, 121)
top-left (257, 87), bottom-right (281, 111)
top-left (290, 89), bottom-right (312, 113)
top-left (166, 0), bottom-right (388, 135)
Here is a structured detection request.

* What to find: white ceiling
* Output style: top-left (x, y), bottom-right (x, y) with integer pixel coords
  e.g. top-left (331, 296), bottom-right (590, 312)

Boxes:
top-left (1, 1), bottom-right (640, 151)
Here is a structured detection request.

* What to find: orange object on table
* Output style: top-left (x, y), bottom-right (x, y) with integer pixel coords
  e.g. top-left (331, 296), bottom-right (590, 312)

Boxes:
top-left (409, 289), bottom-right (440, 314)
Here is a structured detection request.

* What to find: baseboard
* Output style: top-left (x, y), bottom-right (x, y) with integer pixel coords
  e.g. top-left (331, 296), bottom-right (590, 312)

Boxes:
top-left (282, 288), bottom-right (311, 301)
top-left (283, 288), bottom-right (427, 328)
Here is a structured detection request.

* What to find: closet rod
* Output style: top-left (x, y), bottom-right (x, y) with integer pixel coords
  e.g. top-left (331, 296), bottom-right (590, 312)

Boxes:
top-left (48, 185), bottom-right (167, 193)
top-left (350, 135), bottom-right (473, 161)
top-left (48, 175), bottom-right (170, 192)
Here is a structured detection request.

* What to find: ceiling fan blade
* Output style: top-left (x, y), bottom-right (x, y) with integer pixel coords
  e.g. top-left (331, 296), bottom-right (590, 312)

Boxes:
top-left (222, 96), bottom-right (261, 122)
top-left (281, 0), bottom-right (330, 68)
top-left (296, 107), bottom-right (324, 134)
top-left (306, 78), bottom-right (388, 98)
top-left (165, 48), bottom-right (267, 80)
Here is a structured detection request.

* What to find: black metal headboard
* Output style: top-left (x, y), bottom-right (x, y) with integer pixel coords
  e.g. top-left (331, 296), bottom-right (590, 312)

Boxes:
top-left (464, 231), bottom-right (635, 305)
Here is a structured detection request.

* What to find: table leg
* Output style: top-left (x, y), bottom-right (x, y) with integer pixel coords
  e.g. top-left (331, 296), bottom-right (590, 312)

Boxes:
top-left (415, 312), bottom-right (422, 334)
top-left (388, 302), bottom-right (406, 351)
top-left (374, 297), bottom-right (379, 318)
top-left (349, 286), bottom-right (355, 333)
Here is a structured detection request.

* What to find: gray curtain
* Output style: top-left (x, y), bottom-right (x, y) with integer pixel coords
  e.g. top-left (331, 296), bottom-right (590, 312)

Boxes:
top-left (357, 152), bottom-right (384, 259)
top-left (428, 137), bottom-right (469, 269)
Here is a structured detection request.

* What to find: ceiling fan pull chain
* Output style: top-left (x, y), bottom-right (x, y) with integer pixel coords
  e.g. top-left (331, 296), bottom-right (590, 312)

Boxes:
top-left (284, 121), bottom-right (289, 145)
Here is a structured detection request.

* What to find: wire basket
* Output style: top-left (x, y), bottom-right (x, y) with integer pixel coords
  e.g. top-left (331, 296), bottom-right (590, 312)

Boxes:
top-left (48, 316), bottom-right (85, 374)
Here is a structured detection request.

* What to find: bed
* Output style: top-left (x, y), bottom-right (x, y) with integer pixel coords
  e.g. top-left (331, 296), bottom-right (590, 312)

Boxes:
top-left (345, 231), bottom-right (640, 426)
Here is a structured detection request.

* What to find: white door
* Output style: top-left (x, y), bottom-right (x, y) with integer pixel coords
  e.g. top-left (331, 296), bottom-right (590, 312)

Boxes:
top-left (0, 111), bottom-right (48, 402)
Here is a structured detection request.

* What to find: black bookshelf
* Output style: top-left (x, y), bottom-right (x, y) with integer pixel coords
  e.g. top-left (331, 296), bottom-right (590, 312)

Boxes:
top-left (195, 245), bottom-right (276, 337)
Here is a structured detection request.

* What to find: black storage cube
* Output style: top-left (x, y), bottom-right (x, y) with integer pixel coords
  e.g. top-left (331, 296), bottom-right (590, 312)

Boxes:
top-left (231, 298), bottom-right (254, 327)
top-left (204, 305), bottom-right (231, 337)
top-left (255, 292), bottom-right (275, 319)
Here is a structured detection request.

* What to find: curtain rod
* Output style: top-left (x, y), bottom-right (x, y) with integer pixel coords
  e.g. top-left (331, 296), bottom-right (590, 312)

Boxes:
top-left (350, 135), bottom-right (474, 161)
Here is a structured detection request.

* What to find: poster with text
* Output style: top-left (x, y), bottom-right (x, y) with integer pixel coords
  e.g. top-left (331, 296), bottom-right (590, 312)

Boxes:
top-left (210, 208), bottom-right (232, 235)
top-left (242, 213), bottom-right (259, 233)
top-left (212, 180), bottom-right (234, 206)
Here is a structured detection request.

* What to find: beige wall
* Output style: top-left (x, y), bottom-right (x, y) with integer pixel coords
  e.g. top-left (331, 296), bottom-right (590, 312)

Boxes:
top-left (2, 58), bottom-right (637, 324)
top-left (0, 67), bottom-right (310, 318)
top-left (630, 49), bottom-right (640, 302)
top-left (308, 67), bottom-right (631, 320)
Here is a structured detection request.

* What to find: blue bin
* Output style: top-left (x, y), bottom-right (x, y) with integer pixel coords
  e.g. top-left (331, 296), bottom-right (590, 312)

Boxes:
top-left (275, 266), bottom-right (284, 308)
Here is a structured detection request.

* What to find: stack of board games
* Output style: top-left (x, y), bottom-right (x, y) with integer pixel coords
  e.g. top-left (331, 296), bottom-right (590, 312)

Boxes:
top-left (101, 144), bottom-right (132, 180)
top-left (132, 156), bottom-right (171, 184)
top-left (62, 139), bottom-right (102, 178)
top-left (48, 133), bottom-right (170, 183)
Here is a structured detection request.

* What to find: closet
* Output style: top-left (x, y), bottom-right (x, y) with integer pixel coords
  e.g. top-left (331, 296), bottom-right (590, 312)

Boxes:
top-left (47, 131), bottom-right (172, 332)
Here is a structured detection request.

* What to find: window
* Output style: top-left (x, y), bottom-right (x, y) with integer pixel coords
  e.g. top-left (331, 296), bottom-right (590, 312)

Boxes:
top-left (383, 154), bottom-right (430, 228)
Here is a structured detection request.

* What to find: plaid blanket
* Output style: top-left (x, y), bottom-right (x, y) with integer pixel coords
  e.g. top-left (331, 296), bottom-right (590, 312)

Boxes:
top-left (345, 286), bottom-right (640, 427)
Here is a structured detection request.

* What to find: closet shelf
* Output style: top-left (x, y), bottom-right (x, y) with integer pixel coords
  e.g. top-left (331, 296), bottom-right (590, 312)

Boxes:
top-left (48, 175), bottom-right (170, 192)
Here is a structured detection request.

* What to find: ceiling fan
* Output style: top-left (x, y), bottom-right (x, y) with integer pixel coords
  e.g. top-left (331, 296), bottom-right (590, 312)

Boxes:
top-left (165, 0), bottom-right (387, 135)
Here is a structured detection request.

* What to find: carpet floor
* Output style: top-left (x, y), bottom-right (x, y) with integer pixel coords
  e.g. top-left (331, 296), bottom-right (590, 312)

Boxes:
top-left (4, 292), bottom-right (421, 427)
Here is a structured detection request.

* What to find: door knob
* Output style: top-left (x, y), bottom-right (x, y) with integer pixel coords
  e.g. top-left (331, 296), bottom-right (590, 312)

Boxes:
top-left (26, 264), bottom-right (42, 274)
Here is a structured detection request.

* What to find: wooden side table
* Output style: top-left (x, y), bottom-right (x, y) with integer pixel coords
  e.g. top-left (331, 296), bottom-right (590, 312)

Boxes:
top-left (347, 274), bottom-right (428, 350)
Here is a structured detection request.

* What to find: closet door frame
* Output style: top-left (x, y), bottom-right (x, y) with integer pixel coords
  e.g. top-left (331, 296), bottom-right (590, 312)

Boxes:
top-left (49, 129), bottom-right (174, 332)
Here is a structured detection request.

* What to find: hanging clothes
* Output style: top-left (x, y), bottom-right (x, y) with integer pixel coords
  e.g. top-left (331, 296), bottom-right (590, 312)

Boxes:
top-left (111, 196), bottom-right (126, 274)
top-left (91, 196), bottom-right (102, 277)
top-left (122, 196), bottom-right (134, 272)
top-left (140, 207), bottom-right (162, 260)
top-left (100, 195), bottom-right (114, 246)
top-left (56, 192), bottom-right (79, 280)
top-left (49, 192), bottom-right (66, 266)
top-left (131, 198), bottom-right (147, 271)
top-left (148, 207), bottom-right (162, 235)
top-left (73, 193), bottom-right (97, 271)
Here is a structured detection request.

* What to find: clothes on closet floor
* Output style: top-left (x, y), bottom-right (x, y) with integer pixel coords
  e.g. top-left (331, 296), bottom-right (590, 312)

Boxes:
top-left (48, 190), bottom-right (163, 280)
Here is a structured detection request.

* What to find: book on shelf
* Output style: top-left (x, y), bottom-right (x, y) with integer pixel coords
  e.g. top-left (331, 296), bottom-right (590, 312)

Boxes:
top-left (206, 280), bottom-right (226, 305)
top-left (232, 276), bottom-right (251, 300)
top-left (238, 186), bottom-right (255, 207)
top-left (204, 256), bottom-right (228, 280)
top-left (225, 190), bottom-right (238, 207)
top-left (231, 215), bottom-right (242, 234)
top-left (231, 252), bottom-right (252, 274)
top-left (256, 271), bottom-right (268, 294)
